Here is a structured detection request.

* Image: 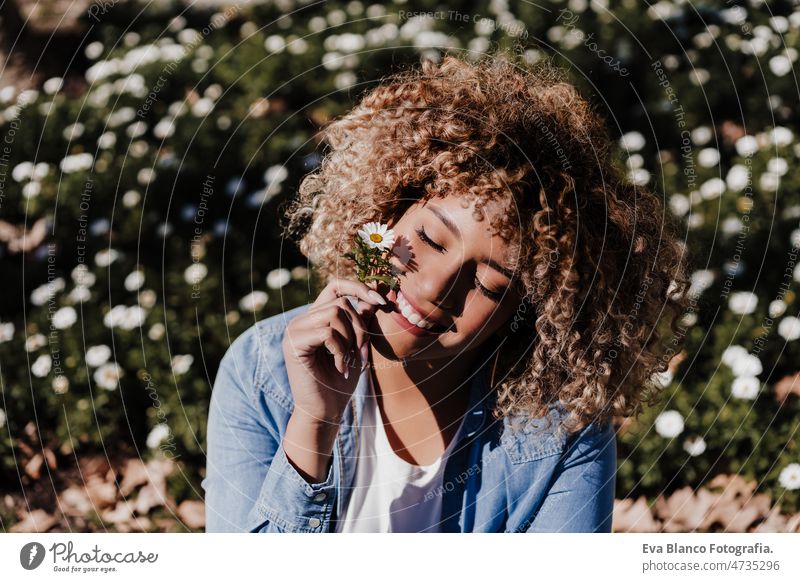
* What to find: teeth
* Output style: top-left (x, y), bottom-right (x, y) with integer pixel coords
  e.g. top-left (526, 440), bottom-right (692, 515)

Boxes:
top-left (397, 292), bottom-right (438, 331)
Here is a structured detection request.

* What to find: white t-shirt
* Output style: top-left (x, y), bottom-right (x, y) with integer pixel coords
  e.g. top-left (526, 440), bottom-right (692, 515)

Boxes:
top-left (335, 372), bottom-right (466, 533)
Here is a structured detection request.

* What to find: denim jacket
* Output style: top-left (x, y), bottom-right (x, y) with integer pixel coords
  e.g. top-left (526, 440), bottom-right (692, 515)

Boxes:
top-left (202, 300), bottom-right (617, 533)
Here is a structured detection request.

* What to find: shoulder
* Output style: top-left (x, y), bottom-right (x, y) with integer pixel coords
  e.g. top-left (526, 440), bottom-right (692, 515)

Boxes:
top-left (499, 402), bottom-right (616, 465)
top-left (218, 303), bottom-right (313, 410)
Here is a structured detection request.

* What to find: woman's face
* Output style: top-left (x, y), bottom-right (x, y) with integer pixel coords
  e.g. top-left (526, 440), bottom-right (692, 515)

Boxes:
top-left (370, 192), bottom-right (523, 361)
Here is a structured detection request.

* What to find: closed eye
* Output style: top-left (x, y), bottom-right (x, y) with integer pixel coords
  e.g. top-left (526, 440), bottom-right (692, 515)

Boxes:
top-left (416, 226), bottom-right (505, 302)
top-left (415, 226), bottom-right (445, 253)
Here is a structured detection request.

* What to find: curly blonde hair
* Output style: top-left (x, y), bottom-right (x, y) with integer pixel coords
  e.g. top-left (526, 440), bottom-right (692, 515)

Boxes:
top-left (282, 50), bottom-right (691, 438)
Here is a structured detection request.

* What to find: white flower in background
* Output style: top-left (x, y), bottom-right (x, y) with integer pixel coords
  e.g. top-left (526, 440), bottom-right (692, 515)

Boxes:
top-left (171, 354), bottom-right (194, 375)
top-left (137, 168), bottom-right (155, 185)
top-left (291, 266), bottom-right (309, 280)
top-left (726, 352), bottom-right (762, 378)
top-left (97, 131), bottom-right (117, 149)
top-left (122, 190), bottom-right (141, 207)
top-left (103, 305), bottom-right (127, 328)
top-left (731, 376), bottom-right (760, 399)
top-left (95, 248), bottom-right (120, 267)
top-left (184, 263), bottom-right (208, 285)
top-left (264, 164), bottom-right (288, 186)
top-left (52, 375), bottom-right (69, 394)
top-left (121, 306), bottom-right (147, 329)
top-left (759, 171), bottom-right (780, 192)
top-left (0, 408), bottom-right (6, 428)
top-left (124, 270), bottom-right (145, 291)
top-left (652, 369), bottom-right (673, 387)
top-left (191, 97), bottom-right (214, 117)
top-left (629, 168), bottom-right (650, 186)
top-left (59, 153), bottom-right (94, 173)
top-left (30, 278), bottom-right (65, 306)
top-left (668, 193), bottom-right (690, 217)
top-left (735, 135), bottom-right (758, 157)
top-left (683, 435), bottom-right (707, 457)
top-left (62, 122), bottom-right (85, 141)
top-left (769, 300), bottom-right (787, 318)
top-left (32, 354), bottom-right (52, 378)
top-left (153, 118), bottom-right (176, 139)
top-left (32, 162), bottom-right (49, 180)
top-left (138, 289), bottom-right (156, 309)
top-left (768, 126), bottom-right (793, 147)
top-left (357, 222), bottom-right (395, 251)
top-left (791, 228), bottom-right (800, 249)
top-left (728, 291), bottom-right (757, 315)
top-left (619, 131), bottom-right (645, 152)
top-left (721, 344), bottom-right (748, 367)
top-left (769, 54), bottom-right (792, 76)
top-left (689, 270), bottom-right (714, 296)
top-left (43, 77), bottom-right (64, 94)
top-left (691, 126), bottom-right (712, 145)
top-left (148, 323), bottom-right (165, 341)
top-left (52, 306), bottom-right (77, 329)
top-left (85, 345), bottom-right (111, 367)
top-left (700, 178), bottom-right (725, 200)
top-left (697, 147), bottom-right (720, 167)
top-left (25, 333), bottom-right (46, 353)
top-left (94, 362), bottom-right (123, 390)
top-left (655, 410), bottom-right (684, 438)
top-left (71, 264), bottom-right (96, 287)
top-left (726, 164), bottom-right (750, 191)
top-left (68, 286), bottom-right (91, 303)
top-left (767, 157), bottom-right (788, 176)
top-left (0, 322), bottom-right (14, 343)
top-left (778, 463), bottom-right (800, 490)
top-left (721, 217), bottom-right (742, 236)
top-left (12, 161), bottom-right (33, 182)
top-left (22, 181), bottom-right (41, 199)
top-left (239, 291), bottom-right (268, 312)
top-left (778, 316), bottom-right (800, 341)
top-left (266, 268), bottom-right (291, 289)
top-left (146, 423), bottom-right (171, 449)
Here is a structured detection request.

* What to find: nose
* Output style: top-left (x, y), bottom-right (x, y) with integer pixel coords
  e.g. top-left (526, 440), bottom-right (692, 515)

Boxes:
top-left (416, 262), bottom-right (460, 311)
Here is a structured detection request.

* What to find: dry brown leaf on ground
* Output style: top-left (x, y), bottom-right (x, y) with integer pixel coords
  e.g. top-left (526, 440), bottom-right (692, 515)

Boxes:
top-left (177, 500), bottom-right (205, 529)
top-left (773, 372), bottom-right (800, 406)
top-left (655, 486), bottom-right (718, 532)
top-left (10, 509), bottom-right (58, 533)
top-left (84, 475), bottom-right (117, 510)
top-left (59, 485), bottom-right (93, 517)
top-left (24, 453), bottom-right (45, 480)
top-left (613, 496), bottom-right (661, 532)
top-left (119, 459), bottom-right (150, 496)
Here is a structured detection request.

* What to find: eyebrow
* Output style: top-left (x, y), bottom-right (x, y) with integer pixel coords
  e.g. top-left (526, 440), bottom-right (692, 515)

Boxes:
top-left (426, 205), bottom-right (516, 281)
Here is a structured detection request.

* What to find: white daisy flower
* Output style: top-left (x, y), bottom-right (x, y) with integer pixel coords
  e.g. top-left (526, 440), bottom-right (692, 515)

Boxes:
top-left (52, 376), bottom-right (69, 394)
top-left (184, 263), bottom-right (208, 285)
top-left (52, 306), bottom-right (77, 329)
top-left (239, 291), bottom-right (268, 312)
top-left (85, 345), bottom-right (112, 368)
top-left (730, 353), bottom-right (763, 378)
top-left (655, 410), bottom-right (684, 438)
top-left (357, 222), bottom-right (396, 251)
top-left (25, 333), bottom-right (47, 352)
top-left (683, 435), bottom-right (707, 457)
top-left (32, 354), bottom-right (52, 378)
top-left (124, 270), bottom-right (145, 291)
top-left (94, 362), bottom-right (123, 390)
top-left (778, 463), bottom-right (800, 490)
top-left (148, 323), bottom-right (165, 341)
top-left (721, 344), bottom-right (748, 367)
top-left (146, 423), bottom-right (171, 449)
top-left (0, 322), bottom-right (14, 343)
top-left (728, 291), bottom-right (758, 315)
top-left (778, 316), bottom-right (800, 341)
top-left (731, 376), bottom-right (760, 400)
top-left (266, 268), bottom-right (291, 289)
top-left (171, 354), bottom-right (194, 375)
top-left (768, 300), bottom-right (787, 318)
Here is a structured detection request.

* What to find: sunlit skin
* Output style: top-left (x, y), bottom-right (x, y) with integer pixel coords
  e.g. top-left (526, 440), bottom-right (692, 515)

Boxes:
top-left (364, 192), bottom-right (524, 465)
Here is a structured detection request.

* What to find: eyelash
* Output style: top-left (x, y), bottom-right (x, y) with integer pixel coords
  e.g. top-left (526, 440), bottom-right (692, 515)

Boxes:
top-left (414, 226), bottom-right (504, 302)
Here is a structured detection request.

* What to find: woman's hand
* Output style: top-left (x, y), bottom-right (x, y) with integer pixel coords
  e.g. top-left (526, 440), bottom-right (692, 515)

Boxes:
top-left (282, 277), bottom-right (387, 425)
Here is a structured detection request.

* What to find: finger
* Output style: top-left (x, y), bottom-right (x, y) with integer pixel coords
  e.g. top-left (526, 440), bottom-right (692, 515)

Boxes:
top-left (316, 277), bottom-right (387, 308)
top-left (287, 324), bottom-right (349, 376)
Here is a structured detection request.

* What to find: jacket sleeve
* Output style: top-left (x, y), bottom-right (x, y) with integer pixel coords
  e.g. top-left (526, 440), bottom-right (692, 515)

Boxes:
top-left (202, 324), bottom-right (339, 533)
top-left (523, 420), bottom-right (617, 533)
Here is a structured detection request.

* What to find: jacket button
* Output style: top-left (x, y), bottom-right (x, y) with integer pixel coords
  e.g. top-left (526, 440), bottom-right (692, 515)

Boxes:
top-left (313, 492), bottom-right (327, 502)
top-left (308, 517), bottom-right (321, 528)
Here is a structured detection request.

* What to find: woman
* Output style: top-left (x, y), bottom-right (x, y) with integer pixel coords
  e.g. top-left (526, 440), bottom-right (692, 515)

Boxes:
top-left (202, 51), bottom-right (690, 533)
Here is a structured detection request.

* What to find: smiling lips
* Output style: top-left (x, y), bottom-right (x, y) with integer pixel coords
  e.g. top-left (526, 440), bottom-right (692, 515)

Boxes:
top-left (389, 289), bottom-right (448, 334)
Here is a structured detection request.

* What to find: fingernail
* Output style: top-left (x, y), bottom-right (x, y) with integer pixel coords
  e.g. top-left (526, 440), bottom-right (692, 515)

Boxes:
top-left (344, 368), bottom-right (349, 379)
top-left (360, 343), bottom-right (369, 367)
top-left (368, 290), bottom-right (387, 305)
